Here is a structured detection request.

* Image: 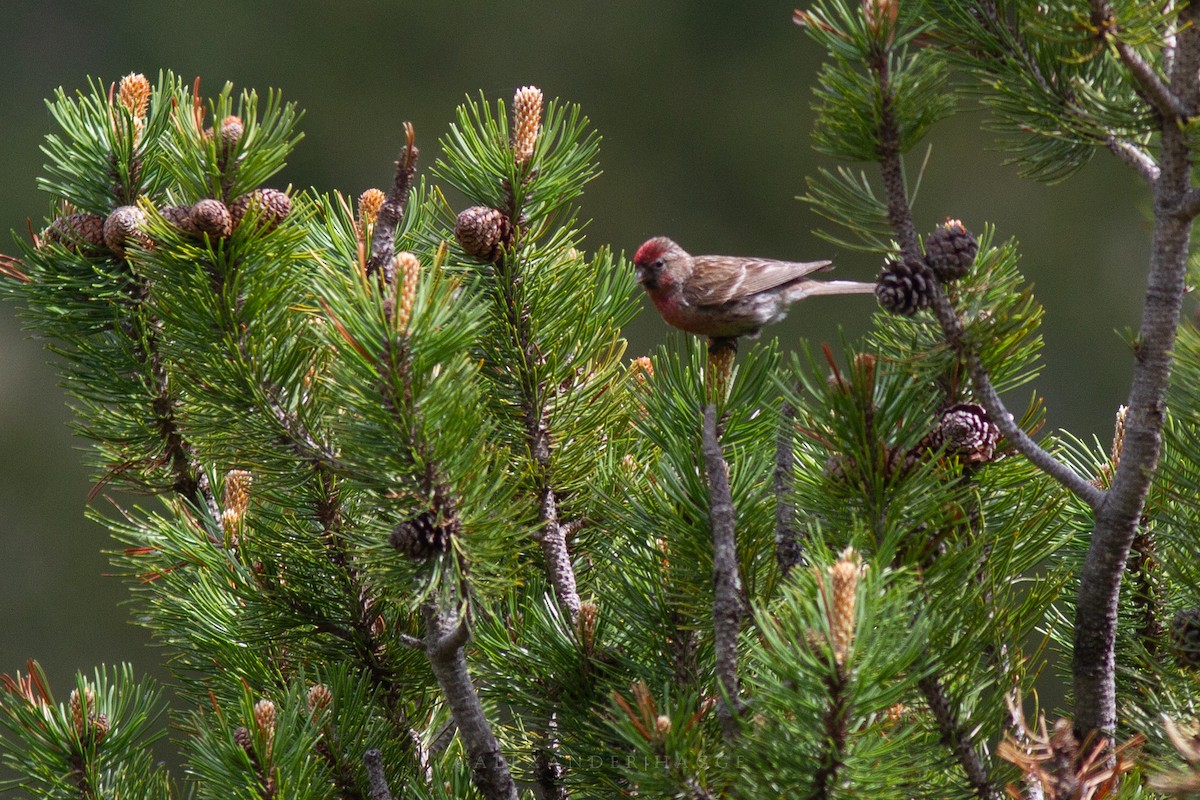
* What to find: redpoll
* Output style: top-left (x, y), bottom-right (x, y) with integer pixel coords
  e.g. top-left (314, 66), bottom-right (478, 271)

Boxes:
top-left (633, 237), bottom-right (875, 339)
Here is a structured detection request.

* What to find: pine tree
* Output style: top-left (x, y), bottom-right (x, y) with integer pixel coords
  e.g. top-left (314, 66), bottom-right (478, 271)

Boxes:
top-left (5, 2), bottom-right (1200, 797)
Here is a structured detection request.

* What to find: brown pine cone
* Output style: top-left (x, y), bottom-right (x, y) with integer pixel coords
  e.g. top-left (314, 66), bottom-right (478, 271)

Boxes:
top-left (191, 199), bottom-right (233, 238)
top-left (160, 205), bottom-right (199, 236)
top-left (103, 205), bottom-right (149, 256)
top-left (875, 257), bottom-right (936, 316)
top-left (938, 402), bottom-right (999, 464)
top-left (41, 212), bottom-right (107, 253)
top-left (454, 206), bottom-right (512, 262)
top-left (389, 510), bottom-right (456, 559)
top-left (924, 219), bottom-right (978, 283)
top-left (230, 188), bottom-right (292, 231)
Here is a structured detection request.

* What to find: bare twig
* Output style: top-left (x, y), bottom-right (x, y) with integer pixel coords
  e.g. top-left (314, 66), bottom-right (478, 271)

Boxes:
top-left (702, 404), bottom-right (744, 742)
top-left (1113, 41), bottom-right (1189, 118)
top-left (366, 123), bottom-right (419, 284)
top-left (920, 676), bottom-right (1003, 800)
top-left (1105, 134), bottom-right (1159, 186)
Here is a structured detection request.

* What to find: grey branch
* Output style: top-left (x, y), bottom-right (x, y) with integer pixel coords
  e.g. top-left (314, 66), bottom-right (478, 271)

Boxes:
top-left (1113, 39), bottom-right (1188, 118)
top-left (364, 749), bottom-right (394, 800)
top-left (929, 290), bottom-right (1106, 510)
top-left (702, 404), bottom-right (744, 742)
top-left (1105, 135), bottom-right (1159, 186)
top-left (774, 397), bottom-right (803, 578)
top-left (422, 601), bottom-right (519, 800)
top-left (1073, 0), bottom-right (1200, 740)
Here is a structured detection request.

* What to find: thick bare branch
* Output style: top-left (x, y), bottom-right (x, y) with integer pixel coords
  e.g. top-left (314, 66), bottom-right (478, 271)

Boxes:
top-left (422, 601), bottom-right (518, 800)
top-left (702, 403), bottom-right (744, 742)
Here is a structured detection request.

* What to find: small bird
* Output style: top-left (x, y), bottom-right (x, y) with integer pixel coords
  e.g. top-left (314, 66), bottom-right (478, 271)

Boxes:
top-left (633, 237), bottom-right (876, 340)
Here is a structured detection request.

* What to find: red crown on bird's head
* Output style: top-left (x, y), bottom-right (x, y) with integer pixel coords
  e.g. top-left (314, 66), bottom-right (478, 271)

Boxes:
top-left (634, 237), bottom-right (672, 266)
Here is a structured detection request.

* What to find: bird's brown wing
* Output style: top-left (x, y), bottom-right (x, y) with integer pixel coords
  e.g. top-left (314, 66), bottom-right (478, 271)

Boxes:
top-left (683, 256), bottom-right (833, 306)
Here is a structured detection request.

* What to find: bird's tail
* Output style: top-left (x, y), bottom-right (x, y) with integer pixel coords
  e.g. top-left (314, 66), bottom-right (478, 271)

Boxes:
top-left (790, 279), bottom-right (877, 300)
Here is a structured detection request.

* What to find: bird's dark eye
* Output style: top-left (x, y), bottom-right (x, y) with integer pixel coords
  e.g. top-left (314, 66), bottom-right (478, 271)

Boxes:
top-left (652, 258), bottom-right (665, 272)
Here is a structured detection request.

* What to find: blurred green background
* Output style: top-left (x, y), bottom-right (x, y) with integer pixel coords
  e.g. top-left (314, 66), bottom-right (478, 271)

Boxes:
top-left (0, 2), bottom-right (1154, 690)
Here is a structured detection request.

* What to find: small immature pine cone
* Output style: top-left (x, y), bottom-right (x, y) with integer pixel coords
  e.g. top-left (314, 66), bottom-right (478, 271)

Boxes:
top-left (254, 698), bottom-right (277, 741)
top-left (1170, 607), bottom-right (1200, 668)
top-left (190, 198), bottom-right (234, 238)
top-left (103, 205), bottom-right (149, 256)
top-left (230, 188), bottom-right (292, 231)
top-left (221, 469), bottom-right (253, 544)
top-left (924, 219), bottom-right (978, 283)
top-left (512, 85), bottom-right (544, 167)
top-left (42, 212), bottom-right (107, 253)
top-left (391, 251), bottom-right (420, 332)
top-left (117, 73), bottom-right (151, 120)
top-left (389, 510), bottom-right (456, 559)
top-left (826, 547), bottom-right (863, 667)
top-left (938, 402), bottom-right (999, 464)
top-left (875, 256), bottom-right (936, 316)
top-left (577, 600), bottom-right (599, 655)
top-left (89, 712), bottom-right (110, 744)
top-left (69, 686), bottom-right (95, 738)
top-left (454, 206), bottom-right (512, 262)
top-left (357, 187), bottom-right (386, 228)
top-left (306, 684), bottom-right (333, 714)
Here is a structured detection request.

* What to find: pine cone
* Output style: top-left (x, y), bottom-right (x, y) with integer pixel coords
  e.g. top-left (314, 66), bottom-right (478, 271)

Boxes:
top-left (230, 188), bottom-right (292, 231)
top-left (160, 205), bottom-right (199, 236)
top-left (1171, 607), bottom-right (1200, 668)
top-left (875, 257), bottom-right (936, 316)
top-left (389, 510), bottom-right (456, 559)
top-left (938, 402), bottom-right (999, 464)
top-left (41, 212), bottom-right (106, 253)
top-left (454, 206), bottom-right (512, 262)
top-left (924, 219), bottom-right (978, 283)
top-left (103, 205), bottom-right (149, 256)
top-left (191, 198), bottom-right (233, 238)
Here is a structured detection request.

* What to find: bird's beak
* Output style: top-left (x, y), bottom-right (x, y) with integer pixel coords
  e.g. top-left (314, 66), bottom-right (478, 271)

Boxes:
top-left (633, 263), bottom-right (650, 288)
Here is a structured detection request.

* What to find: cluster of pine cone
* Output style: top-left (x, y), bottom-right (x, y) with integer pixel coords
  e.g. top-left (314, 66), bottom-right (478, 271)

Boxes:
top-left (40, 117), bottom-right (291, 259)
top-left (876, 219), bottom-right (978, 315)
top-left (41, 188), bottom-right (292, 259)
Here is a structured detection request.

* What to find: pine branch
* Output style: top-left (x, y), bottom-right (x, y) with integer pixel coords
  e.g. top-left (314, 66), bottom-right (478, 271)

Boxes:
top-left (702, 403), bottom-right (743, 742)
top-left (422, 600), bottom-right (518, 800)
top-left (918, 675), bottom-right (1002, 800)
top-left (1073, 0), bottom-right (1200, 740)
top-left (366, 123), bottom-right (419, 284)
